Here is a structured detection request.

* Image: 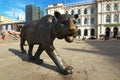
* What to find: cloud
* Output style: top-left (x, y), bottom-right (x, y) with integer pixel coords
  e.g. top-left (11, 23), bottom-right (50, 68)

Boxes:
top-left (14, 8), bottom-right (25, 21)
top-left (4, 8), bottom-right (25, 21)
top-left (2, 0), bottom-right (26, 21)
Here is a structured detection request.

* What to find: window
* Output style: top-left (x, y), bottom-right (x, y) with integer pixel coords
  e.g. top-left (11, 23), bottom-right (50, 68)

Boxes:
top-left (8, 25), bottom-right (12, 31)
top-left (84, 18), bottom-right (88, 24)
top-left (106, 4), bottom-right (110, 11)
top-left (91, 7), bottom-right (95, 14)
top-left (2, 25), bottom-right (6, 31)
top-left (114, 4), bottom-right (118, 10)
top-left (71, 10), bottom-right (74, 15)
top-left (106, 15), bottom-right (110, 22)
top-left (84, 8), bottom-right (87, 14)
top-left (78, 19), bottom-right (81, 24)
top-left (91, 17), bottom-right (95, 24)
top-left (114, 14), bottom-right (118, 22)
top-left (78, 9), bottom-right (81, 15)
top-left (91, 29), bottom-right (95, 36)
top-left (84, 29), bottom-right (88, 36)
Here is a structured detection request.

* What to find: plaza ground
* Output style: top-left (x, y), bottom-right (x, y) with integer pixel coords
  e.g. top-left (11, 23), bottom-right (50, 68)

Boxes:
top-left (0, 39), bottom-right (120, 80)
top-left (0, 34), bottom-right (19, 43)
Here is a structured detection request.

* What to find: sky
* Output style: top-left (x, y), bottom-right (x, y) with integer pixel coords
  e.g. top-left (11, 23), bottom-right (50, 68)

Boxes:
top-left (0, 0), bottom-right (93, 21)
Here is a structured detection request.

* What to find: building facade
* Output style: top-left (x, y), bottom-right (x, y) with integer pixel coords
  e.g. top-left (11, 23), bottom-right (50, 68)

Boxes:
top-left (26, 4), bottom-right (44, 23)
top-left (0, 22), bottom-right (25, 32)
top-left (0, 14), bottom-right (24, 32)
top-left (46, 0), bottom-right (120, 39)
top-left (0, 14), bottom-right (23, 24)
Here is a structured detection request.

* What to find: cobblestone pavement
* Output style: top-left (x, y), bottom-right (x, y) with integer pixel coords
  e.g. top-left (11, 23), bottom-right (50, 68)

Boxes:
top-left (0, 39), bottom-right (120, 80)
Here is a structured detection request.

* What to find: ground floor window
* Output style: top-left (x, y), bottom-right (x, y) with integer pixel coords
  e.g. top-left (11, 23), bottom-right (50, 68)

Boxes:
top-left (2, 25), bottom-right (14, 31)
top-left (2, 25), bottom-right (6, 31)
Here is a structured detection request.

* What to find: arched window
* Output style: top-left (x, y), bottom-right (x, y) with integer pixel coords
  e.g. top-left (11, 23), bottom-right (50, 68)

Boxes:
top-left (114, 14), bottom-right (118, 22)
top-left (91, 17), bottom-right (95, 24)
top-left (78, 9), bottom-right (81, 15)
top-left (114, 4), bottom-right (118, 10)
top-left (106, 15), bottom-right (110, 22)
top-left (71, 10), bottom-right (74, 15)
top-left (91, 29), bottom-right (95, 36)
top-left (78, 19), bottom-right (81, 24)
top-left (106, 4), bottom-right (110, 11)
top-left (91, 7), bottom-right (95, 14)
top-left (84, 18), bottom-right (88, 24)
top-left (84, 29), bottom-right (88, 36)
top-left (84, 8), bottom-right (87, 14)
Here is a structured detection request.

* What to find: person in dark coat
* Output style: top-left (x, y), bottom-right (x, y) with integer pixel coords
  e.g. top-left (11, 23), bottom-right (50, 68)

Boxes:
top-left (105, 29), bottom-right (110, 41)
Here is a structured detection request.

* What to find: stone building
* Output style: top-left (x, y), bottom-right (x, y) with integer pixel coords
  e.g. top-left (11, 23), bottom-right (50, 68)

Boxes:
top-left (0, 14), bottom-right (24, 33)
top-left (46, 0), bottom-right (120, 39)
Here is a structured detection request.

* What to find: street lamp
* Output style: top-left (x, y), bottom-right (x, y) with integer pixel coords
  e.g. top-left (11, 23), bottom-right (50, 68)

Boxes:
top-left (12, 11), bottom-right (15, 31)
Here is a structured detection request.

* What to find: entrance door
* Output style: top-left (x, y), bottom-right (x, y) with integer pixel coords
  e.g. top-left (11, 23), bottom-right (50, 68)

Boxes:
top-left (105, 27), bottom-right (111, 39)
top-left (113, 27), bottom-right (118, 38)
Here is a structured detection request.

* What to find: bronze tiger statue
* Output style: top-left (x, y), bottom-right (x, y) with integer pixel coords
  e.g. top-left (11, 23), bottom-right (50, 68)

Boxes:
top-left (20, 11), bottom-right (78, 75)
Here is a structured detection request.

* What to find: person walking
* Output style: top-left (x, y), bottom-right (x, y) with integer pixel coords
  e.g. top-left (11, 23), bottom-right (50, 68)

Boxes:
top-left (1, 32), bottom-right (6, 40)
top-left (105, 29), bottom-right (110, 41)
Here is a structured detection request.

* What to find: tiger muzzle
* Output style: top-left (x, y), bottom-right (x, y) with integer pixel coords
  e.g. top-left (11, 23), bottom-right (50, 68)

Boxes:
top-left (65, 29), bottom-right (78, 43)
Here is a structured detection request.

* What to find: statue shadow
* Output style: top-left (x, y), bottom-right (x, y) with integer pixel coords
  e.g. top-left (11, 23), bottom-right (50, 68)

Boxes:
top-left (8, 48), bottom-right (59, 73)
top-left (63, 48), bottom-right (99, 54)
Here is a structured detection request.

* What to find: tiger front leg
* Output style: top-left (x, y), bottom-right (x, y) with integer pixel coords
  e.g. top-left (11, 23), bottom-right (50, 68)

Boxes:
top-left (28, 43), bottom-right (35, 60)
top-left (20, 38), bottom-right (26, 53)
top-left (44, 45), bottom-right (73, 75)
top-left (34, 45), bottom-right (44, 64)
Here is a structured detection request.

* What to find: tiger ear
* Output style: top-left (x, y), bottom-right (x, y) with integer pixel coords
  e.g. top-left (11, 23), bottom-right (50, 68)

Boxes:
top-left (54, 11), bottom-right (61, 19)
top-left (74, 14), bottom-right (78, 19)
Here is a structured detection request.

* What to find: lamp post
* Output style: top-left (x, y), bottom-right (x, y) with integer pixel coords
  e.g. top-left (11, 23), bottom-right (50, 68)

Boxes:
top-left (100, 0), bottom-right (103, 34)
top-left (0, 21), bottom-right (2, 32)
top-left (13, 11), bottom-right (15, 31)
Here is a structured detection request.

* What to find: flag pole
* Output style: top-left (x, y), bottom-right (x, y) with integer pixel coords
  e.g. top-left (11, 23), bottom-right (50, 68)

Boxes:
top-left (13, 11), bottom-right (15, 31)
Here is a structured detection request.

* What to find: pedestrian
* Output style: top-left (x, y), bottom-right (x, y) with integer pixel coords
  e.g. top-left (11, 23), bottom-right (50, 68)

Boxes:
top-left (105, 30), bottom-right (110, 41)
top-left (83, 36), bottom-right (86, 41)
top-left (78, 30), bottom-right (81, 41)
top-left (1, 32), bottom-right (6, 40)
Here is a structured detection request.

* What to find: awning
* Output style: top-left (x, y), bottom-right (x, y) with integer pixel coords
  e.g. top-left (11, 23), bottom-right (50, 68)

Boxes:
top-left (105, 24), bottom-right (120, 27)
